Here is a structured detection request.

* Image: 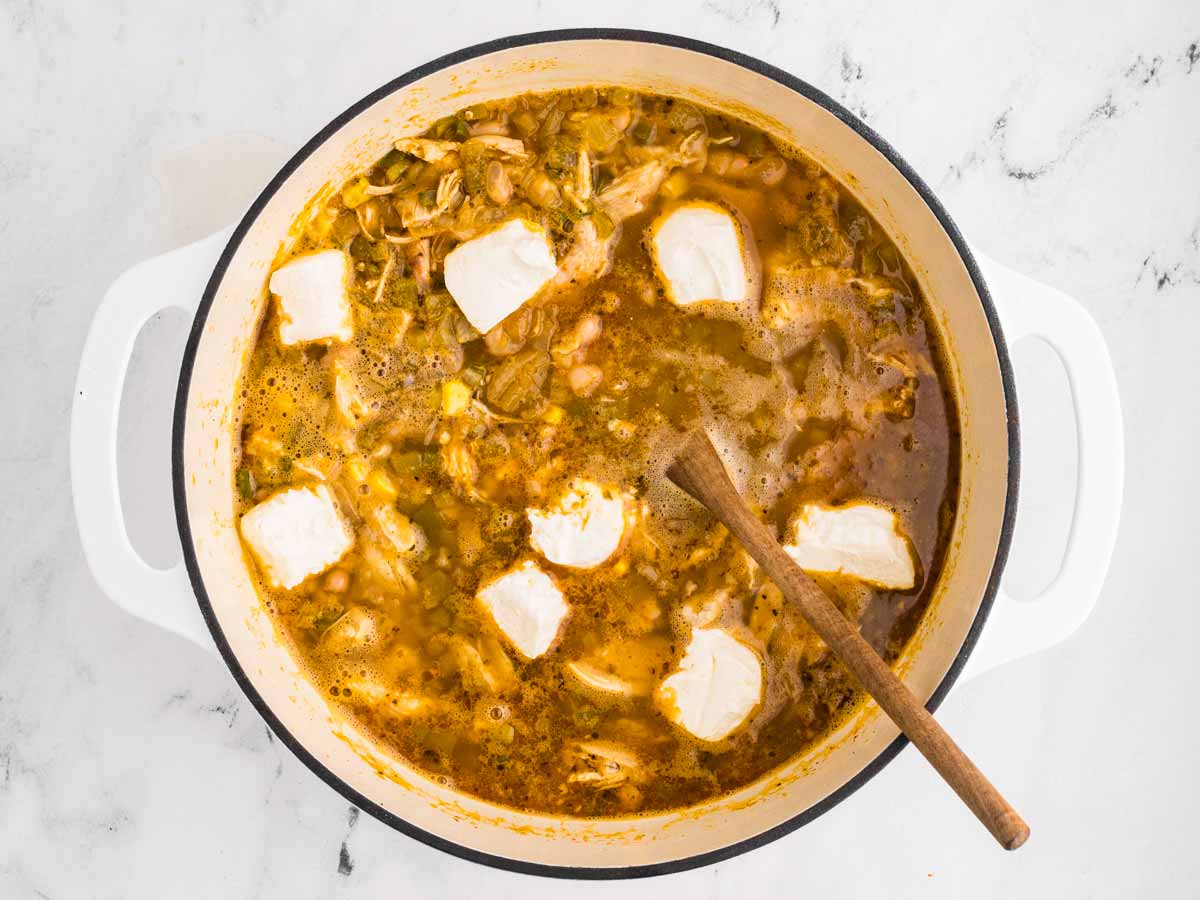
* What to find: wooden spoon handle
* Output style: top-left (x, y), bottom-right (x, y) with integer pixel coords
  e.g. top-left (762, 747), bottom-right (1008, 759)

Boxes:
top-left (667, 432), bottom-right (1029, 850)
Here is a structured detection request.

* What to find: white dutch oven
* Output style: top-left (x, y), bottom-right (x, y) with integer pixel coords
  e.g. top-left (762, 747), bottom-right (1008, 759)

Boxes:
top-left (71, 31), bottom-right (1123, 878)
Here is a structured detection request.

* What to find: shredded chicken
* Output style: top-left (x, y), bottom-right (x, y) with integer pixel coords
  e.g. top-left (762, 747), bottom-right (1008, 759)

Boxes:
top-left (343, 677), bottom-right (436, 718)
top-left (454, 635), bottom-right (518, 694)
top-left (441, 439), bottom-right (483, 500)
top-left (467, 118), bottom-right (511, 137)
top-left (354, 202), bottom-right (384, 240)
top-left (244, 429), bottom-right (284, 460)
top-left (365, 182), bottom-right (401, 196)
top-left (393, 137), bottom-right (460, 162)
top-left (484, 304), bottom-right (557, 357)
top-left (682, 524), bottom-right (729, 568)
top-left (357, 538), bottom-right (416, 593)
top-left (680, 588), bottom-right (732, 628)
top-left (565, 661), bottom-right (635, 696)
top-left (561, 136), bottom-right (699, 261)
top-left (332, 359), bottom-right (373, 427)
top-left (552, 218), bottom-right (617, 287)
top-left (405, 239), bottom-right (431, 293)
top-left (675, 130), bottom-right (709, 170)
top-left (596, 161), bottom-right (670, 223)
top-left (868, 347), bottom-right (933, 379)
top-left (562, 149), bottom-right (593, 212)
top-left (575, 149), bottom-right (593, 201)
top-left (564, 635), bottom-right (669, 699)
top-left (551, 314), bottom-right (602, 367)
top-left (436, 170), bottom-right (464, 213)
top-left (567, 364), bottom-right (603, 396)
top-left (396, 192), bottom-right (445, 231)
top-left (566, 741), bottom-right (642, 789)
top-left (368, 506), bottom-right (427, 558)
top-left (290, 455), bottom-right (332, 480)
top-left (464, 134), bottom-right (530, 158)
top-left (370, 251), bottom-right (398, 306)
top-left (322, 606), bottom-right (379, 653)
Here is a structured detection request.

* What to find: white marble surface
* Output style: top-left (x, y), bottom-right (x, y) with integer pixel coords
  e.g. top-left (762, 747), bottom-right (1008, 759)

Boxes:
top-left (3, 0), bottom-right (1198, 896)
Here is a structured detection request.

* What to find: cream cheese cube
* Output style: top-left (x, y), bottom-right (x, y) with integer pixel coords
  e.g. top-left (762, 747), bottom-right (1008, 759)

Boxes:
top-left (239, 484), bottom-right (354, 589)
top-left (476, 561), bottom-right (569, 659)
top-left (443, 219), bottom-right (558, 333)
top-left (783, 502), bottom-right (916, 589)
top-left (268, 250), bottom-right (354, 345)
top-left (650, 201), bottom-right (754, 306)
top-left (527, 481), bottom-right (629, 570)
top-left (656, 628), bottom-right (763, 742)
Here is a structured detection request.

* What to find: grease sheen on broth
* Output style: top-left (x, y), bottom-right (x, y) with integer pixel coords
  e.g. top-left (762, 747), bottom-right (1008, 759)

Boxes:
top-left (234, 87), bottom-right (960, 816)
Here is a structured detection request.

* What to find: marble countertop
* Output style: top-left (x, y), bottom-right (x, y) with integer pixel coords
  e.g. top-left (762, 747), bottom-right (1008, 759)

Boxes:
top-left (3, 1), bottom-right (1198, 897)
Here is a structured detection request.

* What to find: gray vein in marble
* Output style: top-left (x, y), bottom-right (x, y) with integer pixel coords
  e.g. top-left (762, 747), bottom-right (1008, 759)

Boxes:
top-left (159, 689), bottom-right (192, 711)
top-left (941, 36), bottom-right (1199, 188)
top-left (1131, 220), bottom-right (1200, 299)
top-left (701, 0), bottom-right (781, 28)
top-left (996, 94), bottom-right (1117, 183)
top-left (834, 47), bottom-right (871, 121)
top-left (203, 697), bottom-right (242, 730)
top-left (338, 807), bottom-right (361, 877)
top-left (840, 49), bottom-right (863, 83)
top-left (1136, 257), bottom-right (1200, 293)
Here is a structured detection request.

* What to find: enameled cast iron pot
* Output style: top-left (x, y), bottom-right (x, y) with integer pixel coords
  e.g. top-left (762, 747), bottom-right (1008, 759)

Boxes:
top-left (71, 30), bottom-right (1124, 878)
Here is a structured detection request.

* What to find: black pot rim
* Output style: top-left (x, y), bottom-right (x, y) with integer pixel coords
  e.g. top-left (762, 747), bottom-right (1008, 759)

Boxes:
top-left (172, 27), bottom-right (1019, 881)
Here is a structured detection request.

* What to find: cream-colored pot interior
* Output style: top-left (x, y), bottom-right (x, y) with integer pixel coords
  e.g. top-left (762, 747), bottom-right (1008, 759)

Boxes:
top-left (178, 35), bottom-right (1011, 873)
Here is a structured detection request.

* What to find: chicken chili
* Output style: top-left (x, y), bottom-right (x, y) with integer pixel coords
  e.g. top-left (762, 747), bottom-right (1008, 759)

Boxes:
top-left (234, 87), bottom-right (959, 816)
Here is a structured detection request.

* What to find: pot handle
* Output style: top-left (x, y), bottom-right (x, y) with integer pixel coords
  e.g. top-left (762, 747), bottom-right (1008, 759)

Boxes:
top-left (71, 228), bottom-right (233, 653)
top-left (959, 249), bottom-right (1124, 681)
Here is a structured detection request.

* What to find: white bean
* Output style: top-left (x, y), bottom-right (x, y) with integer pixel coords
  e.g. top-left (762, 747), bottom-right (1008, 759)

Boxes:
top-left (567, 364), bottom-right (604, 396)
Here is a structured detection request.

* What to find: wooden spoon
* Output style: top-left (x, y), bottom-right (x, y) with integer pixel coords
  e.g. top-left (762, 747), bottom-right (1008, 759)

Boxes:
top-left (666, 429), bottom-right (1030, 850)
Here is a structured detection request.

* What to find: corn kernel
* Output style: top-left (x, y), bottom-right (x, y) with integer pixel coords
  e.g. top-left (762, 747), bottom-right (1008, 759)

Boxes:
top-left (346, 457), bottom-right (369, 483)
top-left (541, 404), bottom-right (564, 425)
top-left (246, 430), bottom-right (283, 457)
top-left (391, 512), bottom-right (418, 547)
top-left (368, 469), bottom-right (397, 499)
top-left (660, 171), bottom-right (690, 199)
top-left (442, 379), bottom-right (472, 417)
top-left (341, 176), bottom-right (370, 209)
